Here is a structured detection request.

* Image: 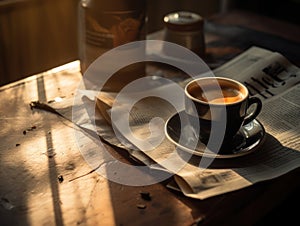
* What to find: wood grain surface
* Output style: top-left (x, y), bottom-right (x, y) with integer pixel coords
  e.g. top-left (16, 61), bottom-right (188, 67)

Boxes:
top-left (0, 10), bottom-right (300, 226)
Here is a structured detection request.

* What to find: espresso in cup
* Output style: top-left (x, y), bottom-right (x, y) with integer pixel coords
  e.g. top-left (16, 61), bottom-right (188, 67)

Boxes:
top-left (185, 77), bottom-right (262, 154)
top-left (188, 79), bottom-right (246, 104)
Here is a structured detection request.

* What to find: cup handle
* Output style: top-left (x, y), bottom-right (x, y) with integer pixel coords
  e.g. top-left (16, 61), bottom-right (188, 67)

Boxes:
top-left (243, 96), bottom-right (262, 125)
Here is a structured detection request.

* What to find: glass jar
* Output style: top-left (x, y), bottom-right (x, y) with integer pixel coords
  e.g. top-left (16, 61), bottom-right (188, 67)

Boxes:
top-left (78, 0), bottom-right (147, 91)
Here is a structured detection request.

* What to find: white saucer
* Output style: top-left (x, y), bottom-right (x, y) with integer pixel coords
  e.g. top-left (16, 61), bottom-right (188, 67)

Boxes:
top-left (165, 111), bottom-right (266, 159)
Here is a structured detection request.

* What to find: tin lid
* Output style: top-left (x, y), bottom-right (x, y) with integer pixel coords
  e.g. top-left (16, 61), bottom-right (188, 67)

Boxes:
top-left (164, 11), bottom-right (204, 31)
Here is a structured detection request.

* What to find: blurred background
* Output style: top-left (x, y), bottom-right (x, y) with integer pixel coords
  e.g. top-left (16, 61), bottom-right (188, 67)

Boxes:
top-left (0, 0), bottom-right (299, 86)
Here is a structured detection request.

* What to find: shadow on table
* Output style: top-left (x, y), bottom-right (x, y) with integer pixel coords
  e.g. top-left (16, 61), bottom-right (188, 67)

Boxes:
top-left (174, 132), bottom-right (300, 225)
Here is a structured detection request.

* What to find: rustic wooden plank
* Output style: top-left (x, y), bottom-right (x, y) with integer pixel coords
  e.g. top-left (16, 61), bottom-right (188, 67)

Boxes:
top-left (1, 11), bottom-right (300, 226)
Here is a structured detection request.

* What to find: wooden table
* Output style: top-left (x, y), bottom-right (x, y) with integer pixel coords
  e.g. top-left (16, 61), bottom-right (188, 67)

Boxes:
top-left (1, 10), bottom-right (300, 226)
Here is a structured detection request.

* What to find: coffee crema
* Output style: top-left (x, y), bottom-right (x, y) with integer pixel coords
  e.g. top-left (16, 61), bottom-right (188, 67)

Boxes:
top-left (188, 83), bottom-right (246, 104)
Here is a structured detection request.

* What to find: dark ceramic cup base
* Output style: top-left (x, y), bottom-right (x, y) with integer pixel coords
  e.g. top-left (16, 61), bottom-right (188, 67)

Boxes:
top-left (200, 133), bottom-right (246, 155)
top-left (165, 111), bottom-right (266, 159)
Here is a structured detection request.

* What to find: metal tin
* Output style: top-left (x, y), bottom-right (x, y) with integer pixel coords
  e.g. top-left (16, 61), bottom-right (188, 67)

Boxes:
top-left (163, 11), bottom-right (205, 58)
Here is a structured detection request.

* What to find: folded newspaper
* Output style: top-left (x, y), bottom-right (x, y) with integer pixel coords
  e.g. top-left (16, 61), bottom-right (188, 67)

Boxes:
top-left (93, 46), bottom-right (300, 199)
top-left (44, 46), bottom-right (299, 199)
